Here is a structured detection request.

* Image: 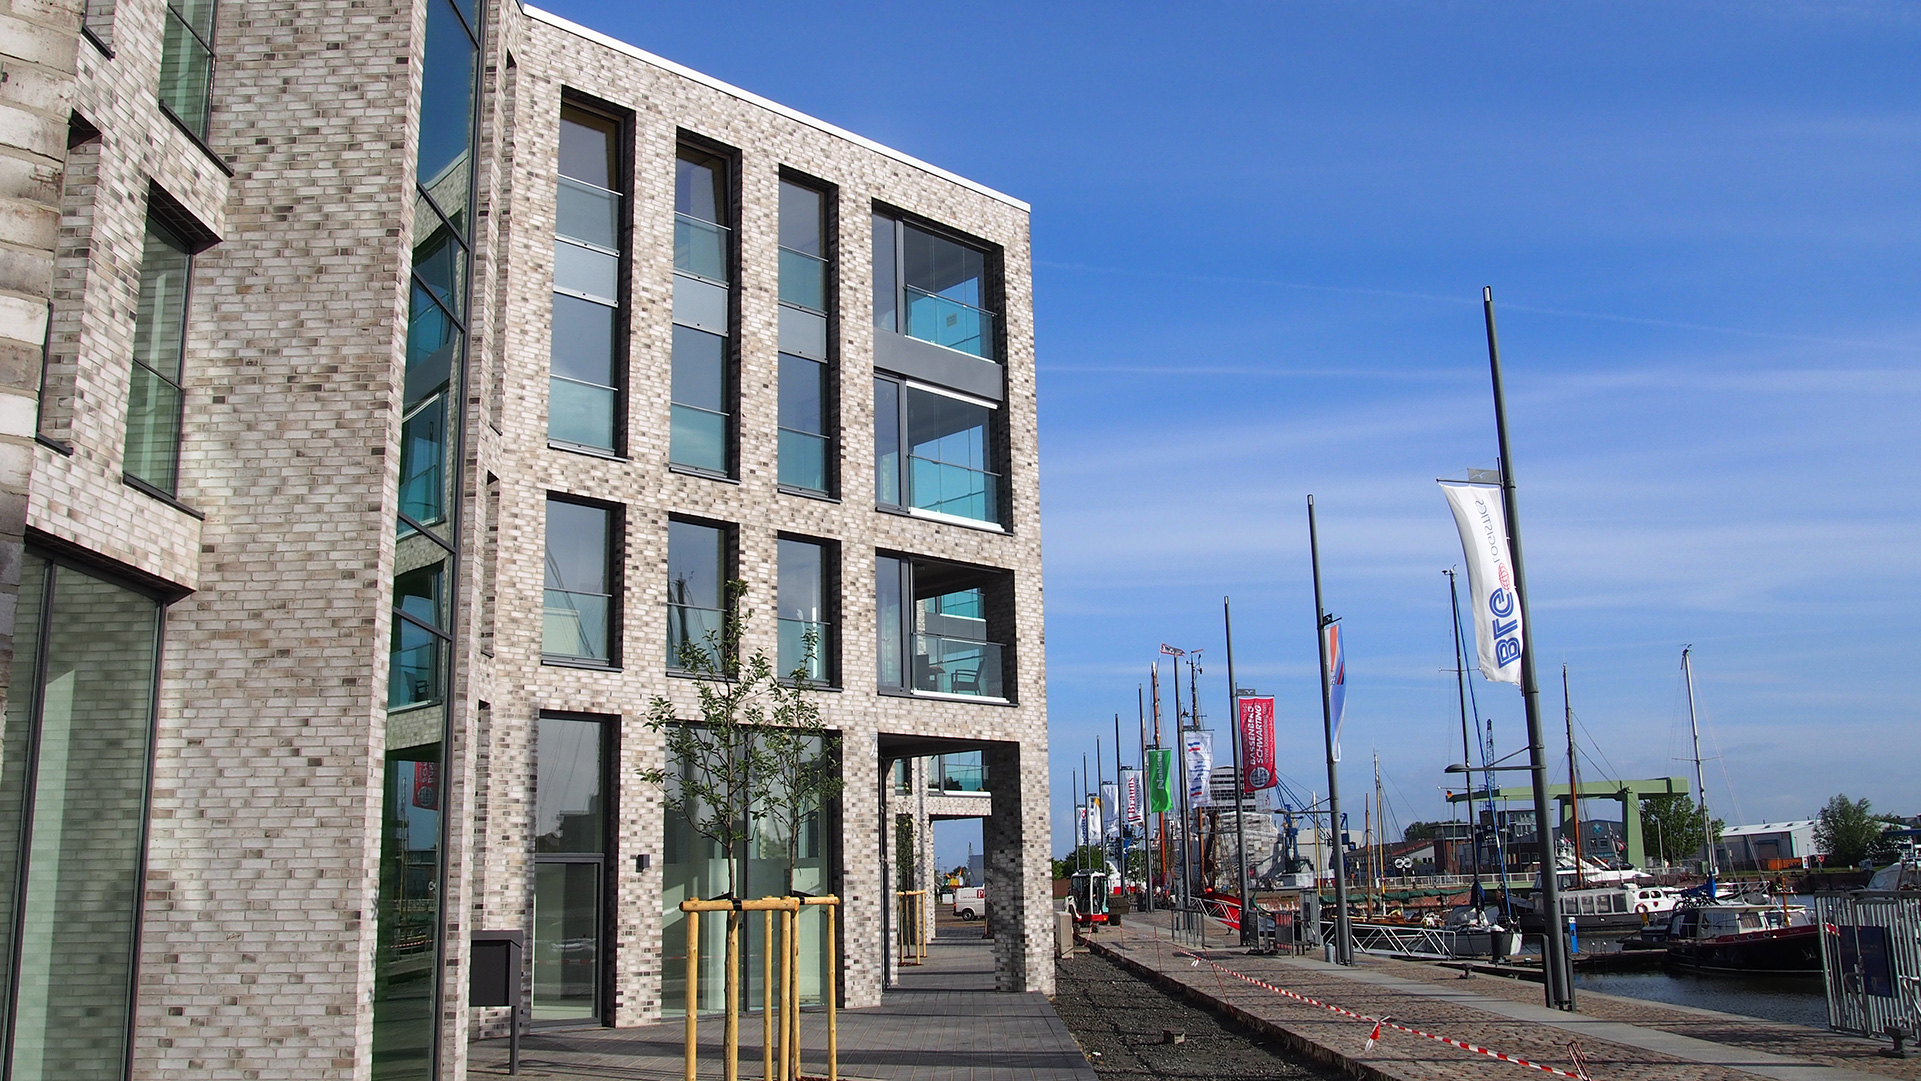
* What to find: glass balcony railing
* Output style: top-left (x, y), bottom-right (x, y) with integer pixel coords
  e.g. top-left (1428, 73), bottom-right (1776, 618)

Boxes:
top-left (777, 618), bottom-right (830, 683)
top-left (927, 757), bottom-right (987, 793)
top-left (779, 428), bottom-right (828, 493)
top-left (908, 455), bottom-right (998, 524)
top-left (912, 633), bottom-right (1003, 698)
top-left (778, 247), bottom-right (827, 312)
top-left (904, 286), bottom-right (995, 360)
top-left (670, 403), bottom-right (728, 474)
top-left (549, 375), bottom-right (615, 451)
top-left (674, 213), bottom-right (729, 284)
top-left (543, 589), bottom-right (611, 663)
top-left (667, 604), bottom-right (724, 670)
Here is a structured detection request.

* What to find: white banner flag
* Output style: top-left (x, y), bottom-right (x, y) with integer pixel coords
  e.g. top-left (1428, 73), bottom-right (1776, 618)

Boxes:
top-left (1440, 482), bottom-right (1524, 684)
top-left (1121, 768), bottom-right (1144, 825)
top-left (1183, 731), bottom-right (1214, 808)
top-left (1101, 783), bottom-right (1120, 839)
top-left (1087, 795), bottom-right (1104, 843)
top-left (1076, 806), bottom-right (1088, 847)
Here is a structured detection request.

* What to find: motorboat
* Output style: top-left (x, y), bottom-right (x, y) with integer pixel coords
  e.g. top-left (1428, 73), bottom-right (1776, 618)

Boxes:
top-left (1661, 900), bottom-right (1820, 974)
top-left (1518, 862), bottom-right (1684, 932)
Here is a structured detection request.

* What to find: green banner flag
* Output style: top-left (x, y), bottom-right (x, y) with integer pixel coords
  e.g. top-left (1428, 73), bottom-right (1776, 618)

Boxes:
top-left (1145, 747), bottom-right (1174, 813)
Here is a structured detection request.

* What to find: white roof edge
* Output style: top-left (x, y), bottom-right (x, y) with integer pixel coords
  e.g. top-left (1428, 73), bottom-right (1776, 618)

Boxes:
top-left (521, 5), bottom-right (1031, 214)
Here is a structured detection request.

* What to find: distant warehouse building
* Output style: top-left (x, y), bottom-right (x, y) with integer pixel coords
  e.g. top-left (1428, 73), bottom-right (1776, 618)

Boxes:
top-left (1716, 821), bottom-right (1819, 871)
top-left (0, 1), bottom-right (1053, 1078)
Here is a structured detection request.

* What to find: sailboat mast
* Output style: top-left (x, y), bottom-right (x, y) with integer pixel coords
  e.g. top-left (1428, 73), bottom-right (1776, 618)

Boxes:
top-left (1682, 646), bottom-right (1716, 883)
top-left (1446, 570), bottom-right (1484, 903)
top-left (1374, 751), bottom-right (1384, 912)
top-left (1564, 664), bottom-right (1583, 884)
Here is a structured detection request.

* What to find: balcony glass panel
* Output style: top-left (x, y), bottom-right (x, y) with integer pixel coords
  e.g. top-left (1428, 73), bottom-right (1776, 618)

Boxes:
top-left (550, 377), bottom-right (615, 450)
top-left (778, 429), bottom-right (828, 493)
top-left (555, 240), bottom-right (618, 304)
top-left (778, 248), bottom-right (826, 312)
top-left (544, 590), bottom-right (611, 661)
top-left (667, 604), bottom-right (723, 670)
top-left (909, 456), bottom-right (997, 523)
top-left (557, 178), bottom-right (619, 251)
top-left (670, 405), bottom-right (727, 474)
top-left (778, 619), bottom-right (829, 683)
top-left (912, 633), bottom-right (1002, 698)
top-left (674, 214), bottom-right (729, 283)
top-left (158, 7), bottom-right (212, 137)
top-left (929, 752), bottom-right (987, 793)
top-left (905, 286), bottom-right (995, 360)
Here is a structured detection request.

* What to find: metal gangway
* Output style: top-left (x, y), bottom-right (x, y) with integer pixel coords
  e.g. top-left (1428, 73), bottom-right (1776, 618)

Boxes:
top-left (1815, 891), bottom-right (1921, 1054)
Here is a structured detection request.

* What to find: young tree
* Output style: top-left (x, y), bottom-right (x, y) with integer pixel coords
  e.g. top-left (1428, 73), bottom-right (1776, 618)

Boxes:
top-left (758, 626), bottom-right (843, 896)
top-left (1639, 793), bottom-right (1724, 865)
top-left (1815, 793), bottom-right (1889, 868)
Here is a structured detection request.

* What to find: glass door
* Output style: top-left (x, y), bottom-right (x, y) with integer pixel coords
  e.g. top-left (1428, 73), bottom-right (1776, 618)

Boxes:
top-left (532, 715), bottom-right (607, 1024)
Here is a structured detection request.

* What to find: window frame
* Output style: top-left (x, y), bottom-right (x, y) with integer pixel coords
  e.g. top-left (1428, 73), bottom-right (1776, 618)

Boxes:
top-left (531, 710), bottom-right (618, 1027)
top-left (776, 533), bottom-right (838, 688)
top-left (872, 374), bottom-right (1006, 529)
top-left (549, 96), bottom-right (633, 458)
top-left (156, 0), bottom-right (217, 140)
top-left (776, 171), bottom-right (838, 499)
top-left (541, 493), bottom-right (623, 670)
top-left (669, 137), bottom-right (740, 480)
top-left (665, 515), bottom-right (736, 674)
top-left (122, 195), bottom-right (213, 502)
top-left (870, 209), bottom-right (1002, 363)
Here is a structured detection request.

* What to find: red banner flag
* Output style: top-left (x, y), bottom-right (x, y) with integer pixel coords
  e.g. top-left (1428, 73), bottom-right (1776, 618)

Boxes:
top-left (1238, 696), bottom-right (1277, 792)
top-left (412, 762), bottom-right (439, 811)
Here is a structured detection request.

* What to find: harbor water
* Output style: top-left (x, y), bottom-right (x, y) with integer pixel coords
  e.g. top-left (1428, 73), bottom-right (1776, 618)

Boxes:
top-left (1574, 969), bottom-right (1826, 1027)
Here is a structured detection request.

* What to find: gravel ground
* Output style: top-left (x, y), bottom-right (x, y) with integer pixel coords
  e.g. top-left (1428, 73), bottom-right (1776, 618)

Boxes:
top-left (1053, 953), bottom-right (1345, 1081)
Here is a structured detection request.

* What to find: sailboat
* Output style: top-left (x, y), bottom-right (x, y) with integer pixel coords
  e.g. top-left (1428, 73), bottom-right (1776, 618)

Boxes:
top-left (1521, 665), bottom-right (1682, 932)
top-left (1656, 647), bottom-right (1821, 974)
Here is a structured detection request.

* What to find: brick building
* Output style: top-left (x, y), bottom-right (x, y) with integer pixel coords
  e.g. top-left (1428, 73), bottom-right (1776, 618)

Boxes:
top-left (0, 0), bottom-right (1051, 1077)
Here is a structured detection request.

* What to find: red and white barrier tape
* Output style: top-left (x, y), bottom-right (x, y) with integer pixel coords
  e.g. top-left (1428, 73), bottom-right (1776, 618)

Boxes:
top-left (1169, 946), bottom-right (1592, 1080)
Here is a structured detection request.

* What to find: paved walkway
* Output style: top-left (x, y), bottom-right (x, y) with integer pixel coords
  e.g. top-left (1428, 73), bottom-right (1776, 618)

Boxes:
top-left (1089, 912), bottom-right (1919, 1081)
top-left (469, 929), bottom-right (1095, 1080)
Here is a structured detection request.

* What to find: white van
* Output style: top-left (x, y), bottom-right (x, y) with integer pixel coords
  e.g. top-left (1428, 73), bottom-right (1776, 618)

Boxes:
top-left (953, 885), bottom-right (987, 920)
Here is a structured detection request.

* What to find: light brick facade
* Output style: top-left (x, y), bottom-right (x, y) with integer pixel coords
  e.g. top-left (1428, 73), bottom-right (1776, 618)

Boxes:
top-left (0, 0), bottom-right (1051, 1077)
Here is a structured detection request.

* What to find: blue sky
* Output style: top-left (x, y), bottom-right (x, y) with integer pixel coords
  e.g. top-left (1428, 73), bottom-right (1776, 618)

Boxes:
top-left (539, 2), bottom-right (1921, 860)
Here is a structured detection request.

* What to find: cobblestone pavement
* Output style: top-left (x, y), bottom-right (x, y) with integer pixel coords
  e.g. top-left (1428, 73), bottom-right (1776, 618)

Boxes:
top-left (1090, 913), bottom-right (1914, 1081)
top-left (470, 932), bottom-right (1095, 1080)
top-left (1052, 951), bottom-right (1343, 1080)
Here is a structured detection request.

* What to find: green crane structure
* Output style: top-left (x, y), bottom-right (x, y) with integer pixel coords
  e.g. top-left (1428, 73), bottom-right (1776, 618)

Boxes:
top-left (1447, 776), bottom-right (1692, 870)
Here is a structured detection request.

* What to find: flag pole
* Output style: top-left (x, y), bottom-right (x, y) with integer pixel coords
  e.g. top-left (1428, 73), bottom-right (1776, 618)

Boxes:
top-left (1223, 596), bottom-right (1252, 943)
top-left (1308, 495), bottom-right (1352, 964)
top-left (1484, 286), bottom-right (1574, 1010)
top-left (1138, 686), bottom-right (1153, 914)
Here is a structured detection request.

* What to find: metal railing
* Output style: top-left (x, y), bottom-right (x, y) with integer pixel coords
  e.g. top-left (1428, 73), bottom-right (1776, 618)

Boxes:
top-left (1817, 891), bottom-right (1921, 1046)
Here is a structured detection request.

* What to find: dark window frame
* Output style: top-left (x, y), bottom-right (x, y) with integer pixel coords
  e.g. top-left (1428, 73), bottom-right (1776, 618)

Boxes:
top-left (870, 205), bottom-right (1005, 364)
top-left (156, 0), bottom-right (218, 140)
top-left (549, 93), bottom-right (634, 459)
top-left (776, 170), bottom-right (839, 499)
top-left (123, 186), bottom-right (216, 502)
top-left (775, 532), bottom-right (839, 689)
top-left (669, 133), bottom-right (741, 480)
top-left (541, 492), bottom-right (624, 670)
top-left (1, 545), bottom-right (172, 1081)
top-left (665, 514), bottom-right (737, 674)
top-left (531, 709), bottom-right (619, 1028)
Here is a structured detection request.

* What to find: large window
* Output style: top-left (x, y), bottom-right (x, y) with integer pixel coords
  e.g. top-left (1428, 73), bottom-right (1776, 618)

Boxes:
top-left (158, 0), bottom-right (215, 138)
top-left (663, 730), bottom-right (837, 1017)
top-left (667, 519), bottom-right (728, 670)
top-left (670, 147), bottom-right (733, 475)
top-left (778, 180), bottom-right (832, 494)
top-left (124, 214), bottom-right (193, 496)
top-left (550, 106), bottom-right (625, 452)
top-left (543, 498), bottom-right (615, 665)
top-left (777, 537), bottom-right (831, 684)
top-left (533, 715), bottom-right (608, 1023)
top-left (377, 0), bottom-right (481, 1072)
top-left (872, 214), bottom-right (995, 361)
top-left (0, 555), bottom-right (163, 1080)
top-left (874, 377), bottom-right (1001, 526)
top-left (876, 555), bottom-right (1009, 699)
